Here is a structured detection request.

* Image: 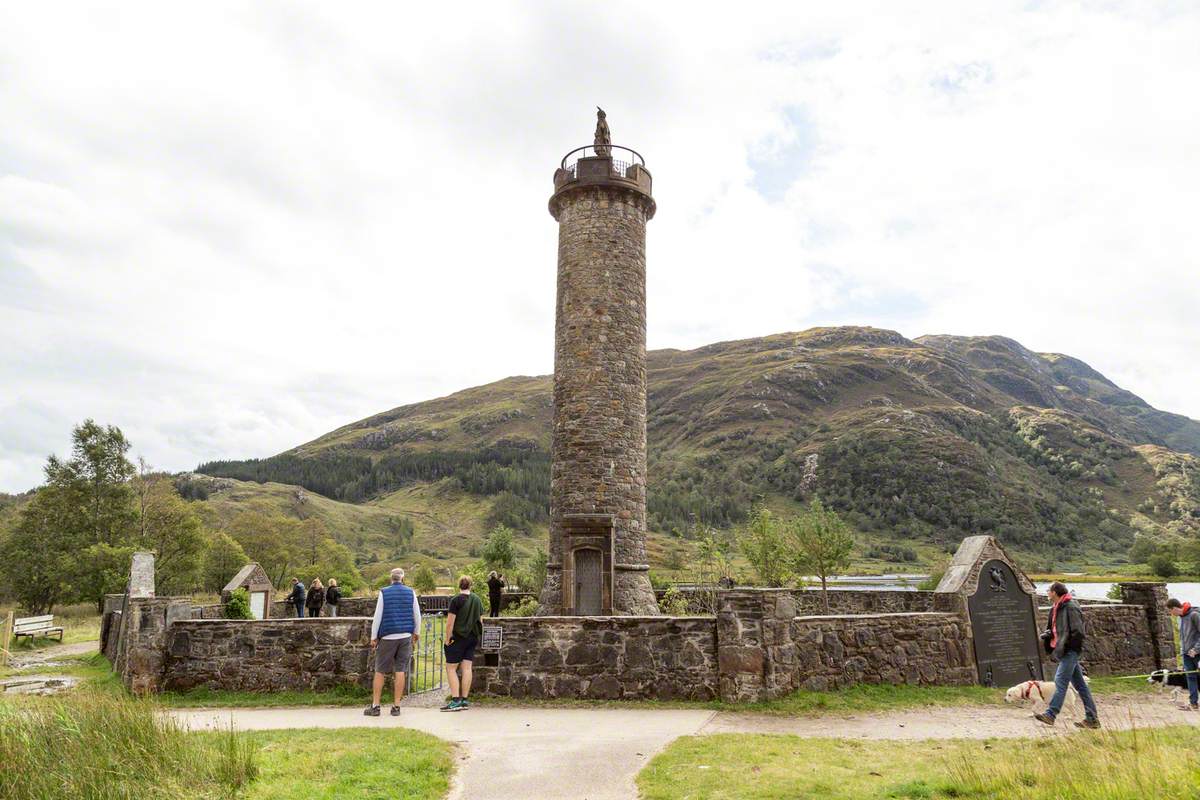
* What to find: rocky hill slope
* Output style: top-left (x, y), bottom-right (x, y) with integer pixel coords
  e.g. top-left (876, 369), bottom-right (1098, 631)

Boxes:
top-left (199, 327), bottom-right (1200, 568)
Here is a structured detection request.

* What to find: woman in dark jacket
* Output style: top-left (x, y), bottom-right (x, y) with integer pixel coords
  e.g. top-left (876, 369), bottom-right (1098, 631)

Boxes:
top-left (305, 578), bottom-right (326, 618)
top-left (325, 578), bottom-right (341, 617)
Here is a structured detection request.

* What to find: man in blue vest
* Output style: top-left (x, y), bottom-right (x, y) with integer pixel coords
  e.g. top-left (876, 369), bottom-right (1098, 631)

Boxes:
top-left (364, 567), bottom-right (422, 717)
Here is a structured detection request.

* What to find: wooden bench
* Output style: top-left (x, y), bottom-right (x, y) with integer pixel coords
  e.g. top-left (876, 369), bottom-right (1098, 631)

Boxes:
top-left (13, 615), bottom-right (64, 643)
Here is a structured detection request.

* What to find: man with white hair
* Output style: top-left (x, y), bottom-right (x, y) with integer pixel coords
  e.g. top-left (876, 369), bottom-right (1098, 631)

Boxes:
top-left (364, 567), bottom-right (421, 717)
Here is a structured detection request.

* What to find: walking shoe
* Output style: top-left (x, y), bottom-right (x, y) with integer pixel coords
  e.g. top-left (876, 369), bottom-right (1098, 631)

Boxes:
top-left (439, 698), bottom-right (462, 712)
top-left (1033, 712), bottom-right (1055, 726)
top-left (390, 705), bottom-right (402, 716)
top-left (363, 705), bottom-right (381, 717)
top-left (1074, 718), bottom-right (1101, 729)
top-left (459, 698), bottom-right (469, 710)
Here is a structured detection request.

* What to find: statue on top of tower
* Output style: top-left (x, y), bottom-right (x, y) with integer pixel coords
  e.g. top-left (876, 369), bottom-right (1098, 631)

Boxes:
top-left (593, 107), bottom-right (611, 157)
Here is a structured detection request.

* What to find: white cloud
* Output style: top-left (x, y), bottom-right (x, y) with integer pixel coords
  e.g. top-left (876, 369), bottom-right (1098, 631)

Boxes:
top-left (1, 1), bottom-right (1198, 491)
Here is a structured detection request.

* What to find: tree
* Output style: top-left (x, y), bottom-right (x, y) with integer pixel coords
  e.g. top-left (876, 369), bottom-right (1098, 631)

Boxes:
top-left (789, 499), bottom-right (855, 612)
top-left (527, 547), bottom-right (548, 596)
top-left (2, 420), bottom-right (136, 612)
top-left (411, 564), bottom-right (437, 595)
top-left (50, 420), bottom-right (136, 548)
top-left (202, 531), bottom-right (249, 593)
top-left (226, 511), bottom-right (298, 588)
top-left (481, 524), bottom-right (516, 572)
top-left (0, 488), bottom-right (75, 613)
top-left (737, 506), bottom-right (791, 587)
top-left (134, 476), bottom-right (205, 595)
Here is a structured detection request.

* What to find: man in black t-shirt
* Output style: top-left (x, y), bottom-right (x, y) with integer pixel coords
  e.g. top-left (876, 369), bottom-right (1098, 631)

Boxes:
top-left (442, 576), bottom-right (484, 712)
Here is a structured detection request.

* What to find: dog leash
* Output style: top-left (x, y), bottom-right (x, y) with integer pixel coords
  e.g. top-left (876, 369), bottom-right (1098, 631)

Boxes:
top-left (1103, 669), bottom-right (1200, 680)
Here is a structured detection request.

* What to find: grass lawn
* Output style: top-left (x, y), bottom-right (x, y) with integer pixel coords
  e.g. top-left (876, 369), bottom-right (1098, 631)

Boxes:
top-left (638, 728), bottom-right (1200, 800)
top-left (224, 728), bottom-right (453, 800)
top-left (1, 690), bottom-right (455, 800)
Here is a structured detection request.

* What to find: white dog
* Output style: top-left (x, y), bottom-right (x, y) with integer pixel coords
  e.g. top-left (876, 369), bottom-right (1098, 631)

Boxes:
top-left (1004, 679), bottom-right (1086, 713)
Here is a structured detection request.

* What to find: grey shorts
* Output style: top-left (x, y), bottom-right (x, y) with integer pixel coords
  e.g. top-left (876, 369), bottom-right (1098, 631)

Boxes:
top-left (375, 636), bottom-right (413, 674)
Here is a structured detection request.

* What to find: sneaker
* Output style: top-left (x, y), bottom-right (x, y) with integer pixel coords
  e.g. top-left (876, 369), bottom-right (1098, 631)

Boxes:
top-left (390, 705), bottom-right (402, 716)
top-left (1074, 718), bottom-right (1101, 729)
top-left (440, 699), bottom-right (461, 712)
top-left (1033, 712), bottom-right (1055, 726)
top-left (459, 698), bottom-right (469, 710)
top-left (363, 705), bottom-right (381, 717)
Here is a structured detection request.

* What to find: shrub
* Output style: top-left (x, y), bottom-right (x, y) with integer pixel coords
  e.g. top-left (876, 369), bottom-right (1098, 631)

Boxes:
top-left (223, 588), bottom-right (254, 620)
top-left (658, 586), bottom-right (690, 615)
top-left (501, 597), bottom-right (538, 617)
top-left (1148, 552), bottom-right (1179, 579)
top-left (411, 565), bottom-right (437, 595)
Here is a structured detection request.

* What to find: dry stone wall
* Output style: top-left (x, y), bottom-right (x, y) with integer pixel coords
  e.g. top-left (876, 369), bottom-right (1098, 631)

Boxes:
top-left (792, 613), bottom-right (976, 691)
top-left (164, 618), bottom-right (372, 692)
top-left (471, 616), bottom-right (717, 700)
top-left (269, 595), bottom-right (375, 618)
top-left (1035, 603), bottom-right (1160, 677)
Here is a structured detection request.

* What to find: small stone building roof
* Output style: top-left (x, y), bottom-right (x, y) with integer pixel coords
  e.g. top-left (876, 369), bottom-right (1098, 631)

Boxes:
top-left (222, 562), bottom-right (272, 594)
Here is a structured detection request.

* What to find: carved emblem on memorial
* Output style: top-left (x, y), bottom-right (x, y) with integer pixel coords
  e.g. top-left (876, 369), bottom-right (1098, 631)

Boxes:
top-left (988, 567), bottom-right (1007, 593)
top-left (936, 536), bottom-right (1044, 687)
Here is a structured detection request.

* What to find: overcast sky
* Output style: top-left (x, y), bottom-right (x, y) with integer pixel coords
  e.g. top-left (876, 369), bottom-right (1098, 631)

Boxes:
top-left (2, 2), bottom-right (1198, 492)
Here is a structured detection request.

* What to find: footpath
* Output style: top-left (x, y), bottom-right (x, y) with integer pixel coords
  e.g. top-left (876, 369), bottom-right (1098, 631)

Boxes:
top-left (171, 693), bottom-right (1200, 800)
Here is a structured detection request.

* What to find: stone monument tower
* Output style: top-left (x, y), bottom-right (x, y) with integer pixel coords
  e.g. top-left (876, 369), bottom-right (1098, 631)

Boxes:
top-left (539, 110), bottom-right (658, 616)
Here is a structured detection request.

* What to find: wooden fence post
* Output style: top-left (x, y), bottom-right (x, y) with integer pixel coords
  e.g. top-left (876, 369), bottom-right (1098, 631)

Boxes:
top-left (1, 609), bottom-right (13, 666)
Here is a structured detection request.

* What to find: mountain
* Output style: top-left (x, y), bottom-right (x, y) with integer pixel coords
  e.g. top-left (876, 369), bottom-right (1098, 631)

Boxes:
top-left (197, 327), bottom-right (1200, 571)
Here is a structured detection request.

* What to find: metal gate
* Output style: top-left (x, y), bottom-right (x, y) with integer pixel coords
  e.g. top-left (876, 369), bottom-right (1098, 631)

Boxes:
top-left (406, 613), bottom-right (446, 695)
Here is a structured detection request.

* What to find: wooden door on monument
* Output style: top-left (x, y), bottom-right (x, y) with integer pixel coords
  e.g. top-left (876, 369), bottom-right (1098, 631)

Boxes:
top-left (574, 548), bottom-right (602, 615)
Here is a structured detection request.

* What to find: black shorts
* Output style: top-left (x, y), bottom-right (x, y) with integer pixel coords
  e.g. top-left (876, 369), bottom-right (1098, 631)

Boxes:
top-left (444, 635), bottom-right (478, 663)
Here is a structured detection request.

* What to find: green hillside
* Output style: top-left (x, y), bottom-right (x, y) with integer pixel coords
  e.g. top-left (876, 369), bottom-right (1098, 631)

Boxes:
top-left (198, 327), bottom-right (1200, 571)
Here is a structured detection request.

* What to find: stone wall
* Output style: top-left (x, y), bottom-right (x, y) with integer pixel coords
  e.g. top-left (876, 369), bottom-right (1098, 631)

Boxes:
top-left (792, 613), bottom-right (976, 691)
top-left (269, 595), bottom-right (375, 619)
top-left (792, 588), bottom-right (954, 615)
top-left (471, 616), bottom-right (717, 701)
top-left (164, 618), bottom-right (372, 692)
top-left (1035, 602), bottom-right (1161, 677)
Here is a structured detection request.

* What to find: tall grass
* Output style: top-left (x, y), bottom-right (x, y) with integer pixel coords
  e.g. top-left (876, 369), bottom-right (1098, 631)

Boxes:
top-left (944, 725), bottom-right (1200, 799)
top-left (0, 690), bottom-right (258, 800)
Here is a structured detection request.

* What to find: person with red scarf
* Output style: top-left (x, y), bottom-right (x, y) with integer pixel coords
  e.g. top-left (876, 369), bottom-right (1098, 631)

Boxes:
top-left (1035, 582), bottom-right (1100, 728)
top-left (1167, 598), bottom-right (1200, 710)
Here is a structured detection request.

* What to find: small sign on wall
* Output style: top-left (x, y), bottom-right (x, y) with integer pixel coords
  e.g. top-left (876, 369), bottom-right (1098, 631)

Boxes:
top-left (481, 625), bottom-right (503, 652)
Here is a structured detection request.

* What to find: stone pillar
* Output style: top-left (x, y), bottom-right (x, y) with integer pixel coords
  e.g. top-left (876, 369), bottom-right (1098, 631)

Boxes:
top-left (119, 597), bottom-right (192, 694)
top-left (1119, 581), bottom-right (1175, 669)
top-left (540, 116), bottom-right (658, 616)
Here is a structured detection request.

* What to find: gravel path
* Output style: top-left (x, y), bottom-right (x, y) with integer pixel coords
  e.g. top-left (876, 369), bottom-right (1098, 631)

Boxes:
top-left (169, 692), bottom-right (1200, 800)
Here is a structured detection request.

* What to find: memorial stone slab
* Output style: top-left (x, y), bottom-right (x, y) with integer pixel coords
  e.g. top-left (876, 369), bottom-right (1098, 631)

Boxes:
top-left (129, 552), bottom-right (156, 598)
top-left (936, 536), bottom-right (1044, 687)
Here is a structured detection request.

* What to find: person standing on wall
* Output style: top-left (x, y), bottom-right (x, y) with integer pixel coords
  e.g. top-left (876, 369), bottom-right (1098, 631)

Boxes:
top-left (1035, 581), bottom-right (1101, 728)
top-left (288, 578), bottom-right (306, 618)
top-left (441, 575), bottom-right (484, 712)
top-left (487, 571), bottom-right (505, 618)
top-left (1167, 598), bottom-right (1200, 711)
top-left (325, 578), bottom-right (341, 617)
top-left (306, 578), bottom-right (326, 619)
top-left (365, 568), bottom-right (421, 717)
